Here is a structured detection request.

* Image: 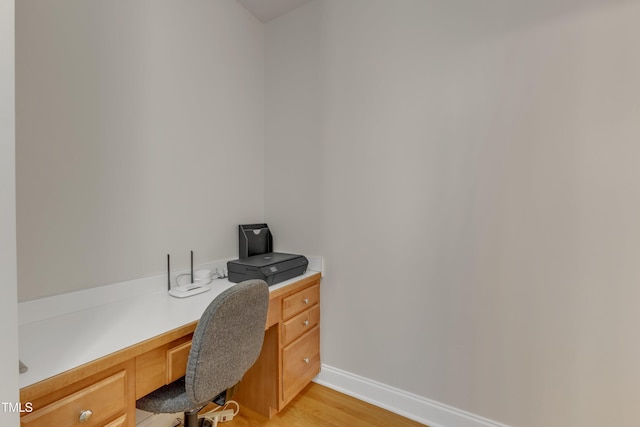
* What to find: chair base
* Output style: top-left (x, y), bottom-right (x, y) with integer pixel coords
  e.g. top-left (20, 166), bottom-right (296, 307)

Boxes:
top-left (183, 408), bottom-right (199, 427)
top-left (183, 412), bottom-right (217, 427)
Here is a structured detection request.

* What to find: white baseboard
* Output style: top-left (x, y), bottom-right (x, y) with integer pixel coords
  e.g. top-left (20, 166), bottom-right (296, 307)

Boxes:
top-left (313, 364), bottom-right (511, 427)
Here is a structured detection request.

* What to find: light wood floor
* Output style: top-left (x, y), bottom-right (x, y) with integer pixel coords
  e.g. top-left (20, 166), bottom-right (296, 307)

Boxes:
top-left (227, 383), bottom-right (427, 427)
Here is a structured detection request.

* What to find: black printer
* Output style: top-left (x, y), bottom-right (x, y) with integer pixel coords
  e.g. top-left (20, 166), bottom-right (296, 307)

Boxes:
top-left (227, 224), bottom-right (308, 286)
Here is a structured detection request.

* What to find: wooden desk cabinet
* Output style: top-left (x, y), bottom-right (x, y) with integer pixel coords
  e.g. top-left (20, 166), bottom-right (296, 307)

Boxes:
top-left (19, 273), bottom-right (321, 426)
top-left (235, 274), bottom-right (321, 416)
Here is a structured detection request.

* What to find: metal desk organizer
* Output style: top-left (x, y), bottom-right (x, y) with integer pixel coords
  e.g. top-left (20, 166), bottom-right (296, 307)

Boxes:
top-left (227, 224), bottom-right (308, 286)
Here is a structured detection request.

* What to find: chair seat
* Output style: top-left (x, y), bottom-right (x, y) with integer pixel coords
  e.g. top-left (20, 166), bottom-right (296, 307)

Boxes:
top-left (136, 377), bottom-right (198, 414)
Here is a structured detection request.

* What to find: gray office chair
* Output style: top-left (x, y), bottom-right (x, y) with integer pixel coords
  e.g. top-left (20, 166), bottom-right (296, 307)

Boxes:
top-left (136, 280), bottom-right (269, 427)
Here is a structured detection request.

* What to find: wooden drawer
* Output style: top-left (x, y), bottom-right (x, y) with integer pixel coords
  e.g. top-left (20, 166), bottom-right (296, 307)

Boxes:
top-left (21, 370), bottom-right (128, 427)
top-left (282, 305), bottom-right (320, 346)
top-left (136, 335), bottom-right (192, 399)
top-left (282, 284), bottom-right (319, 320)
top-left (167, 340), bottom-right (191, 383)
top-left (282, 326), bottom-right (320, 403)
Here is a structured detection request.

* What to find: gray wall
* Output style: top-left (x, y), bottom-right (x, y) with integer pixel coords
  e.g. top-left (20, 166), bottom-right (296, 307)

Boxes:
top-left (15, 0), bottom-right (640, 425)
top-left (263, 1), bottom-right (324, 256)
top-left (16, 0), bottom-right (265, 300)
top-left (264, 1), bottom-right (640, 426)
top-left (1, 0), bottom-right (19, 424)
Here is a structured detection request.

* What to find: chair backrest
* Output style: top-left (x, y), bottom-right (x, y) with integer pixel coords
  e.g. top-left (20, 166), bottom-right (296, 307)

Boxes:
top-left (184, 280), bottom-right (269, 406)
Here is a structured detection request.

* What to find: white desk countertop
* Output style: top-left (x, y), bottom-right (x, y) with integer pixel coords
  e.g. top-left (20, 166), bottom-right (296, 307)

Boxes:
top-left (18, 260), bottom-right (321, 390)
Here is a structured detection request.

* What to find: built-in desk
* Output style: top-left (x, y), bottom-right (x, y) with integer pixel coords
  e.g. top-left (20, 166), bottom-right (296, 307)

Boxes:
top-left (19, 271), bottom-right (321, 426)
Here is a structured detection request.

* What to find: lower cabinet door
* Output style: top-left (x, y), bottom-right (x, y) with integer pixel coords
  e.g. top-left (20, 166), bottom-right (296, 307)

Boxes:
top-left (282, 326), bottom-right (320, 404)
top-left (104, 414), bottom-right (128, 427)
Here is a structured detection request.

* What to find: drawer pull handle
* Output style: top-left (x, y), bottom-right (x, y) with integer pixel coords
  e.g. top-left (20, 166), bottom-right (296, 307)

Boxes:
top-left (303, 357), bottom-right (310, 364)
top-left (303, 298), bottom-right (309, 304)
top-left (303, 320), bottom-right (309, 326)
top-left (79, 409), bottom-right (93, 423)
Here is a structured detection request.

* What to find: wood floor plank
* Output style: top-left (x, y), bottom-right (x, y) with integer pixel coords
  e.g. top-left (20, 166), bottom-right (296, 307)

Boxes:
top-left (229, 383), bottom-right (427, 427)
